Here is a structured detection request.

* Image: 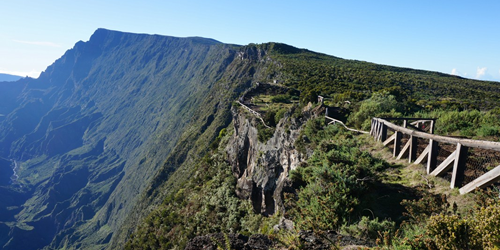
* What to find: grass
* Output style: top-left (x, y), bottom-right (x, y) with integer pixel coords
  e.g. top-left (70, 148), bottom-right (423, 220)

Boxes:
top-left (363, 134), bottom-right (478, 213)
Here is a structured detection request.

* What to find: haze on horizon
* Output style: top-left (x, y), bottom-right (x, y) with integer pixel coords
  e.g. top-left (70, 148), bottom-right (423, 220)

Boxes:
top-left (1, 0), bottom-right (499, 82)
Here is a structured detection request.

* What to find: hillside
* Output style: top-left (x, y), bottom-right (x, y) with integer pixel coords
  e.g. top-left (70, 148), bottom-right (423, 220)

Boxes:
top-left (0, 29), bottom-right (258, 250)
top-left (0, 74), bottom-right (22, 82)
top-left (1, 29), bottom-right (500, 249)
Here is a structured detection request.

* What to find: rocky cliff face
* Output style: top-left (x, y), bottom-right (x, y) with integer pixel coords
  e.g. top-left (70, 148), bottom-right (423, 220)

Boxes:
top-left (0, 29), bottom-right (247, 250)
top-left (227, 107), bottom-right (306, 215)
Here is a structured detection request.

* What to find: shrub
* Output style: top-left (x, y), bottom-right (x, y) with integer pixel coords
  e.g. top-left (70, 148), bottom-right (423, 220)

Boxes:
top-left (271, 94), bottom-right (291, 103)
top-left (257, 123), bottom-right (274, 142)
top-left (426, 213), bottom-right (474, 250)
top-left (263, 110), bottom-right (277, 127)
top-left (286, 121), bottom-right (388, 232)
top-left (399, 196), bottom-right (500, 250)
top-left (290, 174), bottom-right (359, 230)
top-left (477, 125), bottom-right (500, 137)
top-left (348, 92), bottom-right (400, 130)
top-left (412, 109), bottom-right (500, 137)
top-left (401, 192), bottom-right (449, 224)
top-left (274, 108), bottom-right (287, 124)
top-left (471, 202), bottom-right (500, 249)
top-left (341, 216), bottom-right (395, 240)
top-left (300, 89), bottom-right (318, 105)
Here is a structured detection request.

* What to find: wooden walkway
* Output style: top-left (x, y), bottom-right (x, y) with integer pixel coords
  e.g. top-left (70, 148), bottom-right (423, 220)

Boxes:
top-left (371, 118), bottom-right (500, 194)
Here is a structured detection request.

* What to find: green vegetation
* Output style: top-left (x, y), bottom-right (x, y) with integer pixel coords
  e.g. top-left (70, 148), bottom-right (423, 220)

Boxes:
top-left (270, 94), bottom-right (292, 103)
top-left (286, 120), bottom-right (396, 244)
top-left (121, 41), bottom-right (500, 249)
top-left (270, 44), bottom-right (500, 111)
top-left (125, 126), bottom-right (281, 249)
top-left (384, 189), bottom-right (500, 250)
top-left (412, 109), bottom-right (500, 139)
top-left (0, 29), bottom-right (275, 249)
top-left (123, 42), bottom-right (500, 249)
top-left (287, 119), bottom-right (500, 249)
top-left (3, 31), bottom-right (500, 250)
top-left (347, 91), bottom-right (403, 130)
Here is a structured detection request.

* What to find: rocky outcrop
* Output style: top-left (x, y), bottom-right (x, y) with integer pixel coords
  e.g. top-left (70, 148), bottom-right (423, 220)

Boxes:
top-left (227, 106), bottom-right (307, 215)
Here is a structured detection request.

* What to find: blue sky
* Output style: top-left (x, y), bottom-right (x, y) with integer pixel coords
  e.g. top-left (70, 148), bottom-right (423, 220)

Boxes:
top-left (1, 0), bottom-right (499, 81)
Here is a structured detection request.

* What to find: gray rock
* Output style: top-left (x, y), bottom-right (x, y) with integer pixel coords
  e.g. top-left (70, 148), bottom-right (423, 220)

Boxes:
top-left (226, 107), bottom-right (306, 215)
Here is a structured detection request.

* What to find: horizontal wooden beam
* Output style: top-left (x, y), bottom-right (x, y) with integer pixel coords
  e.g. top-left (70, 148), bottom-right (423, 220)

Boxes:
top-left (326, 116), bottom-right (369, 134)
top-left (374, 118), bottom-right (500, 151)
top-left (379, 117), bottom-right (436, 121)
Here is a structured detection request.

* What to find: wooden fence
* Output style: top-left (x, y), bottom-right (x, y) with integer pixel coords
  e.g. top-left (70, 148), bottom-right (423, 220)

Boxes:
top-left (236, 101), bottom-right (271, 129)
top-left (371, 117), bottom-right (500, 194)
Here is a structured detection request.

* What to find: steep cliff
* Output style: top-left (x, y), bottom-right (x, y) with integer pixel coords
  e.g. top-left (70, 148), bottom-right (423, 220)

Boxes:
top-left (0, 29), bottom-right (261, 250)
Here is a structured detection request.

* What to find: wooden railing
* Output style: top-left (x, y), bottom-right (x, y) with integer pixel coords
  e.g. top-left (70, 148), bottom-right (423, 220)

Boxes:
top-left (236, 101), bottom-right (271, 128)
top-left (371, 117), bottom-right (500, 194)
top-left (325, 116), bottom-right (369, 134)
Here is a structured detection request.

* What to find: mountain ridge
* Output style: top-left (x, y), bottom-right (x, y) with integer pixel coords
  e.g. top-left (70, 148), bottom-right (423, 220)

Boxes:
top-left (1, 29), bottom-right (500, 249)
top-left (0, 28), bottom-right (250, 250)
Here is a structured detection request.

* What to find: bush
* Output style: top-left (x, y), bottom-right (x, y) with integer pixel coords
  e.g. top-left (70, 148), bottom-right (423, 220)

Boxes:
top-left (341, 216), bottom-right (395, 240)
top-left (426, 213), bottom-right (474, 250)
top-left (257, 123), bottom-right (274, 142)
top-left (286, 121), bottom-right (389, 232)
top-left (271, 94), bottom-right (291, 103)
top-left (399, 198), bottom-right (500, 250)
top-left (477, 125), bottom-right (500, 137)
top-left (401, 192), bottom-right (449, 224)
top-left (300, 89), bottom-right (318, 105)
top-left (472, 201), bottom-right (500, 249)
top-left (274, 108), bottom-right (287, 124)
top-left (412, 109), bottom-right (500, 138)
top-left (347, 92), bottom-right (400, 130)
top-left (263, 110), bottom-right (277, 127)
top-left (294, 171), bottom-right (360, 230)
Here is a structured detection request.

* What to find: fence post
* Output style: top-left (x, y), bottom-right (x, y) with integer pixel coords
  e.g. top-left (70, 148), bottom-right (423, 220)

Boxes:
top-left (409, 135), bottom-right (417, 163)
top-left (377, 120), bottom-right (383, 141)
top-left (427, 139), bottom-right (438, 174)
top-left (430, 120), bottom-right (435, 134)
top-left (370, 119), bottom-right (375, 136)
top-left (381, 123), bottom-right (387, 142)
top-left (376, 120), bottom-right (382, 141)
top-left (450, 143), bottom-right (469, 188)
top-left (393, 131), bottom-right (402, 157)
